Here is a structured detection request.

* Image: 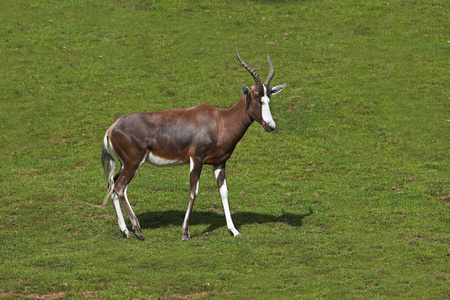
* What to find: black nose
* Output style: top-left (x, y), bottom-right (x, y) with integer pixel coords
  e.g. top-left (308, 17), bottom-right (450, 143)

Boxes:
top-left (264, 123), bottom-right (276, 132)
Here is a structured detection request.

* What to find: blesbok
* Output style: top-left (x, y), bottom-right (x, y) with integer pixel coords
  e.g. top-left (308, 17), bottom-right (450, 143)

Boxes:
top-left (101, 49), bottom-right (286, 241)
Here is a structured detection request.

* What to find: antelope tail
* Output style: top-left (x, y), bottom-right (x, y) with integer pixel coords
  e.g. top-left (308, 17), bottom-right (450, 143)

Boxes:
top-left (101, 133), bottom-right (116, 207)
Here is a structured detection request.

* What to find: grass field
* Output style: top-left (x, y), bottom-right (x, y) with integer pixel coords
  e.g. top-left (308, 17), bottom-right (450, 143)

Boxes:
top-left (0, 0), bottom-right (448, 298)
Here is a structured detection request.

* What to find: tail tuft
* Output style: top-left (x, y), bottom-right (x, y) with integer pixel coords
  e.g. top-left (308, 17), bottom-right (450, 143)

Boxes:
top-left (101, 134), bottom-right (116, 207)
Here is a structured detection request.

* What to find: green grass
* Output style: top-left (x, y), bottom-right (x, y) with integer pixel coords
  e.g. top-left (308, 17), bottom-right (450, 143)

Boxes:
top-left (0, 0), bottom-right (448, 298)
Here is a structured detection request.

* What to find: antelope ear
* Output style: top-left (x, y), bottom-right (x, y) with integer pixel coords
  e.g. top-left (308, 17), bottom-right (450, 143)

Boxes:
top-left (269, 83), bottom-right (286, 95)
top-left (241, 85), bottom-right (251, 96)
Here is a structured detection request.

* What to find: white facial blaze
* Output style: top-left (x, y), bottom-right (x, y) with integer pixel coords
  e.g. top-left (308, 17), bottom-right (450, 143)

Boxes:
top-left (261, 85), bottom-right (276, 130)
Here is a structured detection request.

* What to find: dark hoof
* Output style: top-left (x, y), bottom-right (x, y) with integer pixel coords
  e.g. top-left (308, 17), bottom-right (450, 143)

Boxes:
top-left (136, 234), bottom-right (145, 241)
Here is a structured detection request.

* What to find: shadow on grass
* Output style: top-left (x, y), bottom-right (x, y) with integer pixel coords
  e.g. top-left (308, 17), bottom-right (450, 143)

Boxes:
top-left (137, 208), bottom-right (313, 234)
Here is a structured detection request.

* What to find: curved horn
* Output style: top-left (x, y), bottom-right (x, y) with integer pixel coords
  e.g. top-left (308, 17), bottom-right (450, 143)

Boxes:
top-left (235, 48), bottom-right (262, 86)
top-left (264, 53), bottom-right (275, 87)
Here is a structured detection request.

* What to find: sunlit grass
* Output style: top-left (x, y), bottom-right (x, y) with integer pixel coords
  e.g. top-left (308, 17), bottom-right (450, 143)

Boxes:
top-left (0, 0), bottom-right (448, 298)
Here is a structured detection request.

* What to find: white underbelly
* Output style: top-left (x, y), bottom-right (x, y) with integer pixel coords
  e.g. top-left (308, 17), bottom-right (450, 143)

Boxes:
top-left (146, 152), bottom-right (184, 167)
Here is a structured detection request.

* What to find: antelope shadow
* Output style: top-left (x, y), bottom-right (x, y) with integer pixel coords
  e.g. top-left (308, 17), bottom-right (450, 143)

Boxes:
top-left (137, 208), bottom-right (313, 234)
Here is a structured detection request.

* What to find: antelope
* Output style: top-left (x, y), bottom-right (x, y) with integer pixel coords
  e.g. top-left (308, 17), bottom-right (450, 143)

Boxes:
top-left (101, 49), bottom-right (286, 241)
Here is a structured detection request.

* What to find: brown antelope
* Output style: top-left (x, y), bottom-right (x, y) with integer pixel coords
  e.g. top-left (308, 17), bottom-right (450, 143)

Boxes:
top-left (101, 49), bottom-right (286, 240)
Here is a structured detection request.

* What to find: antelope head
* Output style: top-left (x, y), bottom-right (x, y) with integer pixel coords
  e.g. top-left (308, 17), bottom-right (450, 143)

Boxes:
top-left (236, 48), bottom-right (286, 132)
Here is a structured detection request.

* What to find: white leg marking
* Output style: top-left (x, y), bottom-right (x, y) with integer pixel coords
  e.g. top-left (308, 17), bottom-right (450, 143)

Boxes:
top-left (214, 166), bottom-right (240, 237)
top-left (183, 156), bottom-right (200, 240)
top-left (195, 181), bottom-right (199, 197)
top-left (189, 156), bottom-right (199, 197)
top-left (123, 186), bottom-right (141, 230)
top-left (112, 192), bottom-right (130, 238)
top-left (189, 156), bottom-right (194, 173)
top-left (182, 205), bottom-right (191, 240)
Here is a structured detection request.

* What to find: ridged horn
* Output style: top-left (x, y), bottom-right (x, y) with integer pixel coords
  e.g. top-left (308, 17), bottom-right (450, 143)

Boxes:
top-left (264, 53), bottom-right (275, 87)
top-left (235, 48), bottom-right (262, 87)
